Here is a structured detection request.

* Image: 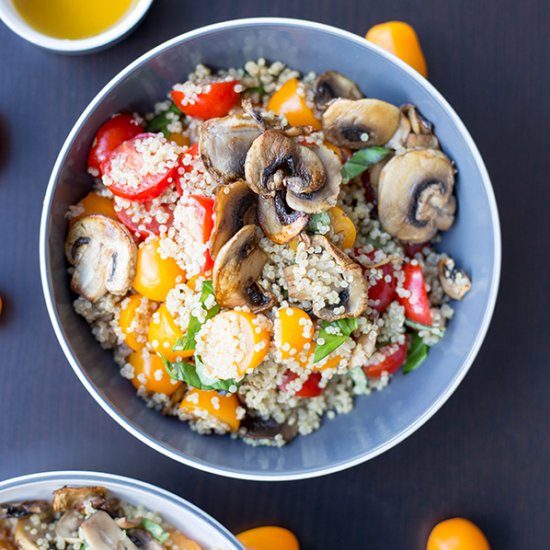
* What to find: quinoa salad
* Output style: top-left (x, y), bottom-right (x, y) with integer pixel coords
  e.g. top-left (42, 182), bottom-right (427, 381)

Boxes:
top-left (64, 59), bottom-right (472, 446)
top-left (0, 485), bottom-right (202, 549)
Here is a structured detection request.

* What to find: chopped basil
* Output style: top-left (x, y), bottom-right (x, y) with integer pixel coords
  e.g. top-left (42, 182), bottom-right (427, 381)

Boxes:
top-left (173, 281), bottom-right (219, 352)
top-left (341, 146), bottom-right (390, 183)
top-left (141, 518), bottom-right (170, 544)
top-left (314, 318), bottom-right (358, 363)
top-left (146, 102), bottom-right (183, 138)
top-left (306, 211), bottom-right (331, 235)
top-left (403, 333), bottom-right (429, 374)
top-left (405, 319), bottom-right (446, 339)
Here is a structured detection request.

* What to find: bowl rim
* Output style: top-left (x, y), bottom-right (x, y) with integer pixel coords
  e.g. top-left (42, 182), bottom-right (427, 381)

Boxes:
top-left (0, 0), bottom-right (153, 53)
top-left (0, 470), bottom-right (242, 548)
top-left (39, 16), bottom-right (501, 481)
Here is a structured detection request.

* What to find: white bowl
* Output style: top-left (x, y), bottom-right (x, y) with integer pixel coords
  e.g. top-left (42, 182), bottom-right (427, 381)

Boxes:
top-left (0, 0), bottom-right (153, 53)
top-left (0, 471), bottom-right (242, 549)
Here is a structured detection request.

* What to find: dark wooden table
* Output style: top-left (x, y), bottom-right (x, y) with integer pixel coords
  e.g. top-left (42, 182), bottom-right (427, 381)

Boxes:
top-left (1, 1), bottom-right (549, 548)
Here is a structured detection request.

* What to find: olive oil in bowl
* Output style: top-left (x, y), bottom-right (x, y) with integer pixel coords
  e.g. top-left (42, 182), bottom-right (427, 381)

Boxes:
top-left (12, 0), bottom-right (135, 40)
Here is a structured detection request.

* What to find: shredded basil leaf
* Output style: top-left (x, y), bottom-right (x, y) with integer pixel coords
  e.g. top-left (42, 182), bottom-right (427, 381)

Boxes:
top-left (146, 102), bottom-right (183, 138)
top-left (141, 518), bottom-right (170, 544)
top-left (403, 333), bottom-right (429, 374)
top-left (306, 211), bottom-right (331, 235)
top-left (314, 318), bottom-right (358, 363)
top-left (341, 146), bottom-right (390, 183)
top-left (404, 319), bottom-right (446, 339)
top-left (173, 281), bottom-right (220, 352)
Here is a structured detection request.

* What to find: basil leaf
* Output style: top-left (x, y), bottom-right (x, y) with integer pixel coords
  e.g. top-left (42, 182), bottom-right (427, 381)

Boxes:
top-left (404, 319), bottom-right (446, 339)
top-left (306, 211), bottom-right (331, 235)
top-left (313, 318), bottom-right (358, 362)
top-left (141, 518), bottom-right (170, 544)
top-left (173, 280), bottom-right (220, 352)
top-left (146, 102), bottom-right (183, 138)
top-left (341, 146), bottom-right (390, 183)
top-left (403, 333), bottom-right (429, 374)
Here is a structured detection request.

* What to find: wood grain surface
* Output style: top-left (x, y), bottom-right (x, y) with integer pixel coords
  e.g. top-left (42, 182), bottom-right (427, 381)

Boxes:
top-left (0, 1), bottom-right (549, 548)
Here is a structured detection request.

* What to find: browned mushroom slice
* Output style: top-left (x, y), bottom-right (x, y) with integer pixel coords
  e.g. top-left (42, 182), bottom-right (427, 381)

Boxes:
top-left (213, 225), bottom-right (275, 312)
top-left (56, 509), bottom-right (84, 545)
top-left (257, 191), bottom-right (308, 244)
top-left (401, 104), bottom-right (440, 149)
top-left (241, 416), bottom-right (299, 443)
top-left (211, 180), bottom-right (257, 258)
top-left (52, 486), bottom-right (108, 513)
top-left (14, 517), bottom-right (51, 550)
top-left (79, 511), bottom-right (137, 550)
top-left (0, 521), bottom-right (16, 550)
top-left (377, 149), bottom-right (456, 242)
top-left (199, 114), bottom-right (262, 184)
top-left (322, 98), bottom-right (401, 149)
top-left (284, 235), bottom-right (367, 321)
top-left (65, 215), bottom-right (137, 302)
top-left (311, 71), bottom-right (364, 112)
top-left (0, 501), bottom-right (51, 519)
top-left (438, 257), bottom-right (472, 300)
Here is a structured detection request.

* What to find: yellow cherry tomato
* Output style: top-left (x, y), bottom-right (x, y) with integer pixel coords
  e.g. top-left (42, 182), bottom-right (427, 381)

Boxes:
top-left (168, 132), bottom-right (190, 147)
top-left (148, 303), bottom-right (193, 362)
top-left (237, 526), bottom-right (299, 550)
top-left (311, 353), bottom-right (343, 372)
top-left (129, 349), bottom-right (182, 396)
top-left (267, 78), bottom-right (321, 129)
top-left (276, 307), bottom-right (314, 360)
top-left (180, 388), bottom-right (241, 432)
top-left (69, 191), bottom-right (117, 226)
top-left (167, 529), bottom-right (202, 550)
top-left (133, 238), bottom-right (186, 302)
top-left (328, 206), bottom-right (356, 249)
top-left (366, 21), bottom-right (428, 78)
top-left (119, 294), bottom-right (154, 352)
top-left (427, 518), bottom-right (491, 550)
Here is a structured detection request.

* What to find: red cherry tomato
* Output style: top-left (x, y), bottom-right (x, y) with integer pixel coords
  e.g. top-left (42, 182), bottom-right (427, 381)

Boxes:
top-left (398, 262), bottom-right (433, 325)
top-left (403, 241), bottom-right (429, 258)
top-left (280, 371), bottom-right (324, 397)
top-left (88, 114), bottom-right (144, 177)
top-left (115, 199), bottom-right (174, 240)
top-left (363, 340), bottom-right (408, 378)
top-left (102, 133), bottom-right (180, 201)
top-left (362, 171), bottom-right (377, 207)
top-left (357, 249), bottom-right (397, 314)
top-left (175, 144), bottom-right (202, 195)
top-left (171, 80), bottom-right (240, 120)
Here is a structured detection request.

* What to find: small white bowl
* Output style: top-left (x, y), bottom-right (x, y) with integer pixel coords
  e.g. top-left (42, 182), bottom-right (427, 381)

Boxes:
top-left (0, 0), bottom-right (153, 54)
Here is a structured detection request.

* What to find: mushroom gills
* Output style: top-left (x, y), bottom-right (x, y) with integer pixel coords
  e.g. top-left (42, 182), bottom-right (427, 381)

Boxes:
top-left (257, 191), bottom-right (309, 244)
top-left (438, 257), bottom-right (471, 300)
top-left (0, 501), bottom-right (51, 519)
top-left (79, 510), bottom-right (138, 550)
top-left (311, 70), bottom-right (364, 112)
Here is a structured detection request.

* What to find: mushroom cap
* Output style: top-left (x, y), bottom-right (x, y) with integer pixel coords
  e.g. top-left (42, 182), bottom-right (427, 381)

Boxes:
top-left (211, 180), bottom-right (257, 258)
top-left (65, 215), bottom-right (137, 302)
top-left (322, 98), bottom-right (401, 149)
top-left (80, 511), bottom-right (137, 550)
top-left (438, 257), bottom-right (472, 300)
top-left (52, 486), bottom-right (108, 513)
top-left (377, 149), bottom-right (456, 243)
top-left (213, 224), bottom-right (275, 312)
top-left (199, 114), bottom-right (262, 184)
top-left (311, 71), bottom-right (364, 112)
top-left (55, 510), bottom-right (84, 545)
top-left (257, 191), bottom-right (309, 244)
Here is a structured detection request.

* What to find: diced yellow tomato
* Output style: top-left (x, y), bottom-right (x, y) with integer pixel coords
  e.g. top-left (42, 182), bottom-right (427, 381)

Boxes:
top-left (168, 529), bottom-right (202, 550)
top-left (119, 294), bottom-right (153, 351)
top-left (288, 238), bottom-right (299, 252)
top-left (237, 526), bottom-right (300, 550)
top-left (180, 388), bottom-right (241, 432)
top-left (69, 191), bottom-right (117, 226)
top-left (147, 303), bottom-right (193, 362)
top-left (129, 349), bottom-right (182, 396)
top-left (276, 307), bottom-right (314, 360)
top-left (329, 206), bottom-right (356, 249)
top-left (168, 132), bottom-right (190, 147)
top-left (366, 21), bottom-right (428, 78)
top-left (311, 354), bottom-right (343, 372)
top-left (133, 238), bottom-right (186, 302)
top-left (267, 78), bottom-right (321, 129)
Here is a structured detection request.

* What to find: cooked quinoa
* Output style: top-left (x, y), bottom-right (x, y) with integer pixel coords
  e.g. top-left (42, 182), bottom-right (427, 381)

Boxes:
top-left (64, 59), bottom-right (471, 446)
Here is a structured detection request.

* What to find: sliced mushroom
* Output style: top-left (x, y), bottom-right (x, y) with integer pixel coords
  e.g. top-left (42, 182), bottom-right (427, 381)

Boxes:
top-left (0, 501), bottom-right (51, 519)
top-left (322, 98), bottom-right (401, 148)
top-left (211, 180), bottom-right (257, 258)
top-left (257, 191), bottom-right (308, 244)
top-left (438, 257), bottom-right (471, 300)
top-left (384, 113), bottom-right (411, 150)
top-left (199, 114), bottom-right (262, 184)
top-left (367, 154), bottom-right (392, 194)
top-left (13, 517), bottom-right (50, 550)
top-left (213, 225), bottom-right (275, 312)
top-left (80, 511), bottom-right (137, 550)
top-left (241, 416), bottom-right (298, 443)
top-left (377, 149), bottom-right (456, 242)
top-left (311, 71), bottom-right (363, 112)
top-left (65, 215), bottom-right (137, 302)
top-left (115, 517), bottom-right (143, 530)
top-left (52, 486), bottom-right (108, 513)
top-left (350, 328), bottom-right (379, 369)
top-left (127, 529), bottom-right (165, 550)
top-left (284, 235), bottom-right (368, 321)
top-left (0, 521), bottom-right (16, 550)
top-left (401, 104), bottom-right (440, 149)
top-left (56, 509), bottom-right (84, 544)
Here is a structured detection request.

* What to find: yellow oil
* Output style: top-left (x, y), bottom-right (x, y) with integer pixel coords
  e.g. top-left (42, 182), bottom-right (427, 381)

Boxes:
top-left (13, 0), bottom-right (135, 40)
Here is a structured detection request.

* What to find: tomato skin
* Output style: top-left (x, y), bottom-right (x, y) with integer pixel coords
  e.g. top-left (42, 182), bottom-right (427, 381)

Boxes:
top-left (115, 201), bottom-right (174, 241)
top-left (363, 340), bottom-right (408, 378)
top-left (398, 262), bottom-right (433, 325)
top-left (88, 114), bottom-right (144, 177)
top-left (362, 170), bottom-right (378, 206)
top-left (171, 81), bottom-right (240, 120)
top-left (281, 371), bottom-right (324, 397)
top-left (357, 249), bottom-right (397, 314)
top-left (403, 241), bottom-right (429, 258)
top-left (175, 144), bottom-right (200, 195)
top-left (427, 517), bottom-right (491, 550)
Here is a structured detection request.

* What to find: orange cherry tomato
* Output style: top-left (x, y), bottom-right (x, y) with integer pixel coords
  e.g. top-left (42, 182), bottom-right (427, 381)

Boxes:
top-left (171, 80), bottom-right (240, 120)
top-left (167, 529), bottom-right (201, 550)
top-left (129, 349), bottom-right (182, 396)
top-left (276, 307), bottom-right (314, 360)
top-left (118, 294), bottom-right (153, 352)
top-left (267, 78), bottom-right (321, 130)
top-left (366, 21), bottom-right (428, 78)
top-left (147, 303), bottom-right (194, 362)
top-left (427, 518), bottom-right (490, 550)
top-left (180, 388), bottom-right (241, 432)
top-left (237, 526), bottom-right (299, 550)
top-left (68, 192), bottom-right (117, 226)
top-left (133, 238), bottom-right (186, 302)
top-left (168, 132), bottom-right (190, 147)
top-left (328, 206), bottom-right (356, 249)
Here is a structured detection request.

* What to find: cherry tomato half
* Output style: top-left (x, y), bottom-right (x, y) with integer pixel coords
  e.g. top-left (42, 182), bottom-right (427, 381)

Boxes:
top-left (363, 340), bottom-right (408, 379)
top-left (398, 262), bottom-right (433, 325)
top-left (171, 80), bottom-right (240, 120)
top-left (175, 144), bottom-right (202, 195)
top-left (115, 198), bottom-right (174, 241)
top-left (402, 241), bottom-right (429, 258)
top-left (88, 114), bottom-right (144, 177)
top-left (357, 249), bottom-right (398, 314)
top-left (102, 133), bottom-right (180, 201)
top-left (280, 371), bottom-right (324, 397)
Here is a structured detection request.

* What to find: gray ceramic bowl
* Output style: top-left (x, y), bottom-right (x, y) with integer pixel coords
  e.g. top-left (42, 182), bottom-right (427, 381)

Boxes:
top-left (40, 18), bottom-right (501, 480)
